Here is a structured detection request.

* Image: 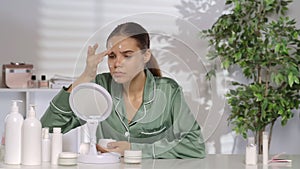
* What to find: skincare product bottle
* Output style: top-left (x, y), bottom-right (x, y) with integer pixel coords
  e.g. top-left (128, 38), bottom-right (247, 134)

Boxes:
top-left (38, 75), bottom-right (49, 88)
top-left (21, 105), bottom-right (42, 165)
top-left (245, 137), bottom-right (257, 165)
top-left (4, 100), bottom-right (23, 165)
top-left (51, 127), bottom-right (62, 165)
top-left (42, 127), bottom-right (51, 162)
top-left (263, 132), bottom-right (269, 165)
top-left (28, 75), bottom-right (38, 88)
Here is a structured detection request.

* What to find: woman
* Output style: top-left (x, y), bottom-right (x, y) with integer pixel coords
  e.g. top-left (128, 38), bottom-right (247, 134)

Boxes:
top-left (41, 22), bottom-right (206, 159)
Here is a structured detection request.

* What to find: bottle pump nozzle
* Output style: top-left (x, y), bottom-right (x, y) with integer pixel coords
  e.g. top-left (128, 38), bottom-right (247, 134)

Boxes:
top-left (43, 127), bottom-right (50, 139)
top-left (28, 104), bottom-right (36, 118)
top-left (11, 100), bottom-right (22, 113)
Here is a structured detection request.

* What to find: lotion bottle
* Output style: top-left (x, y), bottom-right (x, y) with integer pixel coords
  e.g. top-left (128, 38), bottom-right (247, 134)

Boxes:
top-left (21, 105), bottom-right (42, 165)
top-left (51, 127), bottom-right (62, 165)
top-left (4, 100), bottom-right (23, 165)
top-left (42, 127), bottom-right (51, 162)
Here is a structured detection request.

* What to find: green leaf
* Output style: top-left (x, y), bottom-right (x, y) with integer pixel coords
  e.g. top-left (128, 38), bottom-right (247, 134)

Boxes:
top-left (294, 76), bottom-right (300, 84)
top-left (234, 52), bottom-right (242, 61)
top-left (262, 99), bottom-right (268, 111)
top-left (206, 69), bottom-right (216, 80)
top-left (225, 0), bottom-right (233, 5)
top-left (275, 43), bottom-right (281, 53)
top-left (222, 59), bottom-right (230, 69)
top-left (288, 72), bottom-right (294, 87)
top-left (254, 93), bottom-right (263, 102)
top-left (293, 31), bottom-right (298, 39)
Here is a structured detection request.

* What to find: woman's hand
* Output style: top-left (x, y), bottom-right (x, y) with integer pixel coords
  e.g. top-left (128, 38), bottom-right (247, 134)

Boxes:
top-left (96, 141), bottom-right (131, 156)
top-left (83, 43), bottom-right (109, 80)
top-left (68, 43), bottom-right (109, 92)
top-left (96, 144), bottom-right (109, 153)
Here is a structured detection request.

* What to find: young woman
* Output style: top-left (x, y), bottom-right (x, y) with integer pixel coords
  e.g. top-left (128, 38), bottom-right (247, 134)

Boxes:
top-left (41, 22), bottom-right (206, 159)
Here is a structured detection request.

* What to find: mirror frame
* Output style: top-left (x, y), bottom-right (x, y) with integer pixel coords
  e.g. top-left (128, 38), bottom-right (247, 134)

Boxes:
top-left (69, 82), bottom-right (113, 122)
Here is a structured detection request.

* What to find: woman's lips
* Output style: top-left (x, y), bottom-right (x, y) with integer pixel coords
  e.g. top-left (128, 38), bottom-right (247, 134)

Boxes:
top-left (113, 72), bottom-right (125, 77)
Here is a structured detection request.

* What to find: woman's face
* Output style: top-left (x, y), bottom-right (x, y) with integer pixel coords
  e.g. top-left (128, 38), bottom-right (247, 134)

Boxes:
top-left (107, 36), bottom-right (150, 84)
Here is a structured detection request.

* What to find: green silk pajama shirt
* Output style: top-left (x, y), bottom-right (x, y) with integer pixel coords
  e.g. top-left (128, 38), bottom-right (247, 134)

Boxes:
top-left (41, 69), bottom-right (206, 159)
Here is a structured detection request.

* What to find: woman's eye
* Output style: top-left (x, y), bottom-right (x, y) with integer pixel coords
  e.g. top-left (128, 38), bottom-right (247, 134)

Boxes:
top-left (108, 54), bottom-right (116, 59)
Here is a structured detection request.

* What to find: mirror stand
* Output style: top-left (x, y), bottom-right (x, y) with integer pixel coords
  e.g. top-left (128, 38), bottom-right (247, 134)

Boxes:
top-left (77, 119), bottom-right (120, 164)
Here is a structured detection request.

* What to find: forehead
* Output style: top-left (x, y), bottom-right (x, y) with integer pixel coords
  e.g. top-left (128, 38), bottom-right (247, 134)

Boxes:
top-left (107, 36), bottom-right (139, 50)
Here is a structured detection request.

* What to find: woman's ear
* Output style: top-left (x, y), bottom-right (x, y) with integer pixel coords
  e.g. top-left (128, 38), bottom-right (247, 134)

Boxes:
top-left (144, 49), bottom-right (151, 63)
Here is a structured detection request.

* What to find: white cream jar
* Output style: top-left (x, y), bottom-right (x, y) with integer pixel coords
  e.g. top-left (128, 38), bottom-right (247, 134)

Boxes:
top-left (58, 152), bottom-right (78, 166)
top-left (124, 150), bottom-right (142, 164)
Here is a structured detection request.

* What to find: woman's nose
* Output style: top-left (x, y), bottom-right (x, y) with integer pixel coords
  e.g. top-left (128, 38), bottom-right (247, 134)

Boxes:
top-left (114, 55), bottom-right (124, 67)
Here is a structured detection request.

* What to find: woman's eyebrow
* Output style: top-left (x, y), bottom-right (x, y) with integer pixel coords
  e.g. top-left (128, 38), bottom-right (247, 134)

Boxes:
top-left (120, 50), bottom-right (135, 55)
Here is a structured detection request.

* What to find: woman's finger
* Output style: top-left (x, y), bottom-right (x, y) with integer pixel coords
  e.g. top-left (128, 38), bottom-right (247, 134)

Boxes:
top-left (96, 144), bottom-right (109, 153)
top-left (95, 50), bottom-right (110, 62)
top-left (93, 43), bottom-right (99, 51)
top-left (87, 43), bottom-right (99, 56)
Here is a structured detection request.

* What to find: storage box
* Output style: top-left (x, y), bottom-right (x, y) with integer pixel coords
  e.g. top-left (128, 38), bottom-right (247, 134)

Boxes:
top-left (2, 62), bottom-right (33, 88)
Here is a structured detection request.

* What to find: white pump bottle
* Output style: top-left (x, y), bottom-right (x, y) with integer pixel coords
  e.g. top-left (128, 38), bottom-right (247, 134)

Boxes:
top-left (21, 105), bottom-right (42, 165)
top-left (42, 127), bottom-right (51, 162)
top-left (4, 100), bottom-right (24, 164)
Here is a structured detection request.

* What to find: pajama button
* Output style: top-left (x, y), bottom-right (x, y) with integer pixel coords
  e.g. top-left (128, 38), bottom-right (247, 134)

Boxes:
top-left (125, 132), bottom-right (130, 137)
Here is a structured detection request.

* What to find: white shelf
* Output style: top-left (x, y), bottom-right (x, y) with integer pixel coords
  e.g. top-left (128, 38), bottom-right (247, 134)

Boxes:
top-left (0, 88), bottom-right (61, 92)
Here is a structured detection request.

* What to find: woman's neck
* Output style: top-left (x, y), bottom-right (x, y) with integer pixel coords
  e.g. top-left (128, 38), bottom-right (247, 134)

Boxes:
top-left (123, 71), bottom-right (146, 98)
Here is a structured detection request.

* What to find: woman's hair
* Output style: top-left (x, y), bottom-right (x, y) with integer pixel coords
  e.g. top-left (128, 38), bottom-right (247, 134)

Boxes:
top-left (107, 22), bottom-right (162, 77)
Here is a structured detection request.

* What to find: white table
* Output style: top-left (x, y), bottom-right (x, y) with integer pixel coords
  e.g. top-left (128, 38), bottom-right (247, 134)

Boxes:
top-left (0, 155), bottom-right (298, 169)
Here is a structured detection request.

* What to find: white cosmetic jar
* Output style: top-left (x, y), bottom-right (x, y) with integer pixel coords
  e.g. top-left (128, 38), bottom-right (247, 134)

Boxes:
top-left (58, 152), bottom-right (78, 166)
top-left (98, 138), bottom-right (116, 148)
top-left (124, 150), bottom-right (142, 164)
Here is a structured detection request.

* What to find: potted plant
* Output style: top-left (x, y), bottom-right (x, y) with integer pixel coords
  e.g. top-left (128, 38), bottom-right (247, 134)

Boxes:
top-left (202, 0), bottom-right (300, 153)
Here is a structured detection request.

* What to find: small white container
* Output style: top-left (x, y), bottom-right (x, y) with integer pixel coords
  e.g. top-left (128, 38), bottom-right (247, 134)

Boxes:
top-left (42, 127), bottom-right (51, 162)
top-left (58, 152), bottom-right (77, 166)
top-left (245, 137), bottom-right (257, 165)
top-left (51, 127), bottom-right (62, 165)
top-left (98, 139), bottom-right (116, 148)
top-left (124, 150), bottom-right (142, 164)
top-left (245, 145), bottom-right (257, 165)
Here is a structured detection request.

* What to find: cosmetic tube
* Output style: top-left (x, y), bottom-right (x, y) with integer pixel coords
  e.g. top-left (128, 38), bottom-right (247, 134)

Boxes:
top-left (42, 127), bottom-right (51, 162)
top-left (51, 127), bottom-right (62, 165)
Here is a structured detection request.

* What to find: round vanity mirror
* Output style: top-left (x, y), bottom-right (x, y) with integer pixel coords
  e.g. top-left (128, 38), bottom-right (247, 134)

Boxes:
top-left (69, 82), bottom-right (112, 121)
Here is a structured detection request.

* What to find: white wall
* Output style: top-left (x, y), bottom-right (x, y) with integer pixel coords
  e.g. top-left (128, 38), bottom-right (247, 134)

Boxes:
top-left (1, 0), bottom-right (300, 154)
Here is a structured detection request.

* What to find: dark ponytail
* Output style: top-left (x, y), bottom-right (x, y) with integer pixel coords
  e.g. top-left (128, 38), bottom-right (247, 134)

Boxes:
top-left (146, 53), bottom-right (161, 77)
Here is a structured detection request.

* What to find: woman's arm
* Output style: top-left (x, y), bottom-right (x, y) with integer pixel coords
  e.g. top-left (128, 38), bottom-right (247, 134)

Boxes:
top-left (40, 88), bottom-right (83, 133)
top-left (68, 43), bottom-right (109, 92)
top-left (41, 44), bottom-right (109, 132)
